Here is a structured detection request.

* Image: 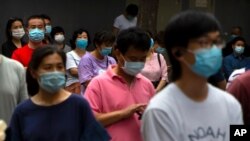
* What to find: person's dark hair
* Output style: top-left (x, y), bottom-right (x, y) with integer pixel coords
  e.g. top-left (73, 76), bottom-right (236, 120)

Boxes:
top-left (50, 26), bottom-right (65, 39)
top-left (164, 10), bottom-right (221, 81)
top-left (5, 17), bottom-right (24, 41)
top-left (40, 14), bottom-right (51, 22)
top-left (154, 31), bottom-right (165, 46)
top-left (26, 15), bottom-right (45, 27)
top-left (93, 31), bottom-right (115, 48)
top-left (126, 4), bottom-right (138, 17)
top-left (26, 46), bottom-right (66, 96)
top-left (70, 28), bottom-right (90, 49)
top-left (115, 27), bottom-right (151, 55)
top-left (223, 36), bottom-right (247, 57)
top-left (231, 26), bottom-right (242, 34)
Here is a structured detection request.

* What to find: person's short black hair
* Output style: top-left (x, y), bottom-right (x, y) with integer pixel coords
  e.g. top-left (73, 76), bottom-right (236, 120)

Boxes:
top-left (93, 31), bottom-right (115, 48)
top-left (5, 17), bottom-right (24, 41)
top-left (40, 14), bottom-right (51, 22)
top-left (115, 27), bottom-right (151, 55)
top-left (70, 28), bottom-right (91, 49)
top-left (27, 46), bottom-right (66, 96)
top-left (126, 4), bottom-right (138, 17)
top-left (26, 15), bottom-right (45, 27)
top-left (164, 10), bottom-right (221, 81)
top-left (50, 26), bottom-right (65, 39)
top-left (231, 26), bottom-right (242, 32)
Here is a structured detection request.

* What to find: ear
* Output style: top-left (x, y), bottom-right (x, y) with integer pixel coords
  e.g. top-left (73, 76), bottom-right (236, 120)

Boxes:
top-left (30, 69), bottom-right (38, 79)
top-left (171, 47), bottom-right (184, 60)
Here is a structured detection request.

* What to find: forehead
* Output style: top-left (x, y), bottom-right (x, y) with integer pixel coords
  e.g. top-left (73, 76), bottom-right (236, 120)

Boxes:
top-left (207, 31), bottom-right (220, 40)
top-left (28, 18), bottom-right (44, 26)
top-left (124, 46), bottom-right (148, 57)
top-left (44, 19), bottom-right (51, 24)
top-left (234, 40), bottom-right (245, 45)
top-left (77, 32), bottom-right (87, 37)
top-left (12, 21), bottom-right (22, 26)
top-left (40, 53), bottom-right (63, 66)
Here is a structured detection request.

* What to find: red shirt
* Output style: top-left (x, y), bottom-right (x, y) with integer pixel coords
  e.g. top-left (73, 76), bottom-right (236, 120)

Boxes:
top-left (12, 44), bottom-right (34, 67)
top-left (227, 70), bottom-right (250, 124)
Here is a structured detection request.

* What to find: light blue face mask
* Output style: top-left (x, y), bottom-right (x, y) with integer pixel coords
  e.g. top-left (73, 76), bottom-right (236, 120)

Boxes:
top-left (234, 46), bottom-right (245, 54)
top-left (29, 28), bottom-right (45, 42)
top-left (76, 39), bottom-right (88, 49)
top-left (190, 45), bottom-right (222, 78)
top-left (156, 46), bottom-right (166, 53)
top-left (121, 56), bottom-right (145, 76)
top-left (100, 47), bottom-right (112, 56)
top-left (45, 25), bottom-right (52, 34)
top-left (38, 71), bottom-right (66, 93)
top-left (150, 38), bottom-right (154, 48)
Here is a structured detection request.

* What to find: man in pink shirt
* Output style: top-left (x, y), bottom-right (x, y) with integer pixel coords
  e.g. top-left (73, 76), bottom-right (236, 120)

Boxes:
top-left (85, 28), bottom-right (155, 141)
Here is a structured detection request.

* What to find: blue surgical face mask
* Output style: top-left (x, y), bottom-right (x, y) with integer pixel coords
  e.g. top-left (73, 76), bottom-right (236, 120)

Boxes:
top-left (188, 45), bottom-right (222, 78)
top-left (38, 71), bottom-right (66, 93)
top-left (234, 46), bottom-right (244, 54)
top-left (29, 28), bottom-right (45, 42)
top-left (100, 47), bottom-right (112, 56)
top-left (76, 39), bottom-right (88, 49)
top-left (45, 25), bottom-right (52, 34)
top-left (121, 56), bottom-right (145, 76)
top-left (150, 38), bottom-right (154, 48)
top-left (156, 46), bottom-right (166, 53)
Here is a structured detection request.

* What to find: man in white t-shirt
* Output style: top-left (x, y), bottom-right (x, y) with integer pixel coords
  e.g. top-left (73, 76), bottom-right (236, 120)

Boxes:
top-left (141, 11), bottom-right (243, 141)
top-left (113, 4), bottom-right (138, 36)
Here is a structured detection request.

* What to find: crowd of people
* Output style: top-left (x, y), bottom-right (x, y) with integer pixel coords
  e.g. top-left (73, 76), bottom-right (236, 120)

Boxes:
top-left (0, 3), bottom-right (249, 141)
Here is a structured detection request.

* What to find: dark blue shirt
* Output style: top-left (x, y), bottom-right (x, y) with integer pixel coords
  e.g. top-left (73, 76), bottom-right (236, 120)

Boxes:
top-left (223, 53), bottom-right (250, 80)
top-left (9, 94), bottom-right (110, 141)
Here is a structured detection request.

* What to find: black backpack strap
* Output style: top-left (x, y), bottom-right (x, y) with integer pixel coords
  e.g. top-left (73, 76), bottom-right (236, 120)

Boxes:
top-left (157, 53), bottom-right (161, 68)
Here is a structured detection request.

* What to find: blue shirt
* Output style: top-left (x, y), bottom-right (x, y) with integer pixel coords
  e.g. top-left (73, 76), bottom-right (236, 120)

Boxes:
top-left (9, 94), bottom-right (110, 141)
top-left (223, 53), bottom-right (250, 80)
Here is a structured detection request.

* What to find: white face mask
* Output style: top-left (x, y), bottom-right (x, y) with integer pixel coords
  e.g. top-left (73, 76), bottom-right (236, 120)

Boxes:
top-left (54, 34), bottom-right (65, 43)
top-left (12, 28), bottom-right (25, 39)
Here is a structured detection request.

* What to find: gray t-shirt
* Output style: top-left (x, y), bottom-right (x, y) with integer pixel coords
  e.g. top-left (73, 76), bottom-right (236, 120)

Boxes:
top-left (0, 55), bottom-right (28, 124)
top-left (142, 83), bottom-right (243, 141)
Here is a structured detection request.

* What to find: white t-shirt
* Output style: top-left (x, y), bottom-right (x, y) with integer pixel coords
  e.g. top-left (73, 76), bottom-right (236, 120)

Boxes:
top-left (226, 68), bottom-right (246, 89)
top-left (66, 50), bottom-right (81, 86)
top-left (113, 14), bottom-right (137, 31)
top-left (141, 83), bottom-right (243, 141)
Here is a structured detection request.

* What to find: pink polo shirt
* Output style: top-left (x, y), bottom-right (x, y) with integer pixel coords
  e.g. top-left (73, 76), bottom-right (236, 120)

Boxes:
top-left (85, 65), bottom-right (155, 141)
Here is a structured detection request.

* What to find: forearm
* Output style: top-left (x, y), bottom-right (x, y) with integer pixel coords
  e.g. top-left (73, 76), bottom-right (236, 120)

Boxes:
top-left (70, 69), bottom-right (78, 77)
top-left (156, 80), bottom-right (167, 93)
top-left (95, 110), bottom-right (124, 127)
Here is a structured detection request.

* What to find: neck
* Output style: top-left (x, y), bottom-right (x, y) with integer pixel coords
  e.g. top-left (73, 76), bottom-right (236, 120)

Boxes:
top-left (175, 64), bottom-right (208, 102)
top-left (28, 41), bottom-right (43, 49)
top-left (12, 38), bottom-right (21, 43)
top-left (33, 89), bottom-right (69, 106)
top-left (74, 48), bottom-right (86, 57)
top-left (113, 64), bottom-right (135, 85)
top-left (92, 49), bottom-right (104, 60)
top-left (56, 43), bottom-right (64, 50)
top-left (147, 49), bottom-right (154, 59)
